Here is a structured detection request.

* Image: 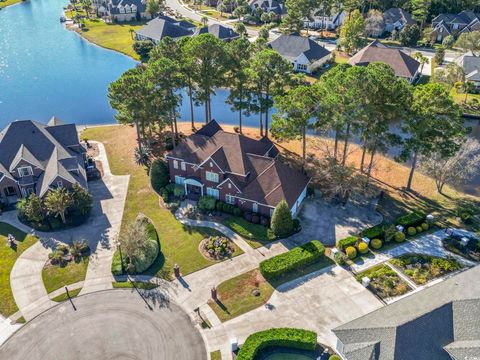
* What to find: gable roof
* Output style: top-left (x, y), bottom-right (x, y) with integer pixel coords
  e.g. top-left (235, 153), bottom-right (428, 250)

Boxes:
top-left (108, 0), bottom-right (147, 14)
top-left (194, 24), bottom-right (240, 40)
top-left (135, 17), bottom-right (194, 42)
top-left (334, 265), bottom-right (480, 360)
top-left (383, 8), bottom-right (415, 26)
top-left (455, 51), bottom-right (480, 82)
top-left (268, 34), bottom-right (331, 63)
top-left (348, 40), bottom-right (420, 78)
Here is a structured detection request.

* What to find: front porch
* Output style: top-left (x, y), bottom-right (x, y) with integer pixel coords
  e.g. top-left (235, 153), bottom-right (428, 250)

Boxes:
top-left (183, 178), bottom-right (204, 201)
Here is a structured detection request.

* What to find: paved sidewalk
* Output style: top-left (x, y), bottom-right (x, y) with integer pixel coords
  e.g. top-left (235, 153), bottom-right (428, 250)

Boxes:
top-left (0, 317), bottom-right (21, 347)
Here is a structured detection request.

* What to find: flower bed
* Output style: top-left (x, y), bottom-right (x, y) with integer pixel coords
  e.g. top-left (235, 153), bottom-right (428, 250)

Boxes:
top-left (442, 236), bottom-right (480, 262)
top-left (237, 328), bottom-right (317, 360)
top-left (200, 236), bottom-right (235, 260)
top-left (355, 264), bottom-right (411, 299)
top-left (390, 254), bottom-right (463, 285)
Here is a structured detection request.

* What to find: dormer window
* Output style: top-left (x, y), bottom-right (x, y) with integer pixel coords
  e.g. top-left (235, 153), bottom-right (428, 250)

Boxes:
top-left (18, 166), bottom-right (33, 177)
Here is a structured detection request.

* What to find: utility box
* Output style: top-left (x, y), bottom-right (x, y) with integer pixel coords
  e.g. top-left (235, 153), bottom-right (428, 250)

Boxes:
top-left (362, 277), bottom-right (371, 287)
top-left (230, 338), bottom-right (238, 352)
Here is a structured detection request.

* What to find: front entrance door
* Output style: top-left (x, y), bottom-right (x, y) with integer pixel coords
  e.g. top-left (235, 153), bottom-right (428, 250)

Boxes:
top-left (186, 184), bottom-right (201, 200)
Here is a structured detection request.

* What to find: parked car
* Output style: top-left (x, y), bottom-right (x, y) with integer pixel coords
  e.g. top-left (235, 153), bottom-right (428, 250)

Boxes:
top-left (445, 228), bottom-right (479, 241)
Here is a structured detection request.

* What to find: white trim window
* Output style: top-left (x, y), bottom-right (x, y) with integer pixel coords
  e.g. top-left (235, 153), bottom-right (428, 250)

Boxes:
top-left (252, 202), bottom-right (258, 213)
top-left (297, 63), bottom-right (308, 72)
top-left (206, 171), bottom-right (219, 183)
top-left (225, 194), bottom-right (235, 204)
top-left (181, 162), bottom-right (186, 171)
top-left (18, 166), bottom-right (33, 177)
top-left (206, 187), bottom-right (219, 199)
top-left (173, 160), bottom-right (179, 169)
top-left (175, 176), bottom-right (185, 185)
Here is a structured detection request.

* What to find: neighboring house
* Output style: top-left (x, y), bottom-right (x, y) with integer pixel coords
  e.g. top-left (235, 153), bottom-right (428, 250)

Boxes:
top-left (383, 7), bottom-right (415, 33)
top-left (455, 51), bottom-right (480, 87)
top-left (94, 0), bottom-right (151, 22)
top-left (268, 34), bottom-right (331, 74)
top-left (348, 40), bottom-right (420, 83)
top-left (248, 0), bottom-right (286, 17)
top-left (135, 15), bottom-right (196, 44)
top-left (430, 10), bottom-right (480, 42)
top-left (333, 265), bottom-right (480, 360)
top-left (194, 24), bottom-right (240, 42)
top-left (303, 10), bottom-right (346, 30)
top-left (0, 118), bottom-right (87, 206)
top-left (165, 121), bottom-right (310, 217)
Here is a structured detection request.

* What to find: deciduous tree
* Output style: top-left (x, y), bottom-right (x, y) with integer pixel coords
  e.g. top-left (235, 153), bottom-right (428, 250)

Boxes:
top-left (45, 188), bottom-right (73, 224)
top-left (339, 9), bottom-right (366, 54)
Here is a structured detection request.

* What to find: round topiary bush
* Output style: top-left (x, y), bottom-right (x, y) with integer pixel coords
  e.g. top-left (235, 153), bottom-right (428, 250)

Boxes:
top-left (345, 246), bottom-right (357, 259)
top-left (416, 226), bottom-right (423, 233)
top-left (216, 201), bottom-right (225, 212)
top-left (421, 222), bottom-right (429, 231)
top-left (395, 232), bottom-right (406, 242)
top-left (233, 207), bottom-right (243, 217)
top-left (407, 227), bottom-right (416, 236)
top-left (358, 242), bottom-right (369, 254)
top-left (371, 238), bottom-right (383, 249)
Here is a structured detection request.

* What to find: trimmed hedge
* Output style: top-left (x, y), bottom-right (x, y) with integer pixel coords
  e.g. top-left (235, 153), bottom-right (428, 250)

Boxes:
top-left (362, 224), bottom-right (385, 240)
top-left (337, 236), bottom-right (357, 251)
top-left (260, 240), bottom-right (325, 279)
top-left (396, 212), bottom-right (425, 228)
top-left (237, 328), bottom-right (317, 360)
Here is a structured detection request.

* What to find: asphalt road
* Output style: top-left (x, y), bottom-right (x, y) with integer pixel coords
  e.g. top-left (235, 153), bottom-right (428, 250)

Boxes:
top-left (0, 289), bottom-right (207, 360)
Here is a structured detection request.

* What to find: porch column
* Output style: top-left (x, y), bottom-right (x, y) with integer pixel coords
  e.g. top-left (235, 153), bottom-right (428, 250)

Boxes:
top-left (200, 186), bottom-right (203, 196)
top-left (184, 182), bottom-right (188, 195)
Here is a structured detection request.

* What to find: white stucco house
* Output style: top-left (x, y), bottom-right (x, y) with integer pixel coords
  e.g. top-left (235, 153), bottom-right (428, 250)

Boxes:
top-left (268, 34), bottom-right (332, 74)
top-left (304, 10), bottom-right (346, 30)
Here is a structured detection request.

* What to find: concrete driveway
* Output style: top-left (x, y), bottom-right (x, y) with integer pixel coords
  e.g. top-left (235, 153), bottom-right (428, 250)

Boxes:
top-left (0, 289), bottom-right (207, 360)
top-left (291, 197), bottom-right (382, 246)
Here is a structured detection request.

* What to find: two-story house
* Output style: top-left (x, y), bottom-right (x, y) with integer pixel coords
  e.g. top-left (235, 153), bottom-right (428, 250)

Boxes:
top-left (303, 10), bottom-right (346, 30)
top-left (430, 10), bottom-right (480, 42)
top-left (135, 15), bottom-right (196, 44)
top-left (166, 121), bottom-right (310, 217)
top-left (94, 0), bottom-right (151, 22)
top-left (0, 118), bottom-right (87, 206)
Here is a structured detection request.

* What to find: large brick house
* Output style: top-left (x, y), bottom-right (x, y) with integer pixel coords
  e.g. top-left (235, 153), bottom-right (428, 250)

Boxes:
top-left (166, 121), bottom-right (310, 217)
top-left (0, 118), bottom-right (87, 206)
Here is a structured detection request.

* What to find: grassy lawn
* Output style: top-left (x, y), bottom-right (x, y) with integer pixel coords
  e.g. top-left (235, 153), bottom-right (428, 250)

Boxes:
top-left (82, 126), bottom-right (242, 279)
top-left (112, 281), bottom-right (159, 290)
top-left (51, 288), bottom-right (82, 302)
top-left (207, 269), bottom-right (274, 322)
top-left (73, 18), bottom-right (144, 60)
top-left (0, 0), bottom-right (22, 8)
top-left (210, 350), bottom-right (221, 360)
top-left (223, 216), bottom-right (275, 248)
top-left (0, 223), bottom-right (38, 317)
top-left (42, 256), bottom-right (89, 294)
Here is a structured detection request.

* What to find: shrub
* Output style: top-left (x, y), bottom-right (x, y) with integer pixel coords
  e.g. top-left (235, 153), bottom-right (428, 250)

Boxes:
top-left (244, 212), bottom-right (253, 222)
top-left (345, 246), bottom-right (357, 259)
top-left (416, 226), bottom-right (423, 233)
top-left (370, 239), bottom-right (383, 249)
top-left (216, 201), bottom-right (225, 212)
top-left (251, 215), bottom-right (260, 224)
top-left (396, 212), bottom-right (425, 228)
top-left (337, 236), bottom-right (357, 250)
top-left (358, 242), bottom-right (369, 254)
top-left (150, 159), bottom-right (169, 193)
top-left (260, 240), bottom-right (325, 279)
top-left (233, 207), bottom-right (243, 217)
top-left (334, 251), bottom-right (347, 265)
top-left (131, 239), bottom-right (159, 273)
top-left (237, 328), bottom-right (317, 360)
top-left (260, 216), bottom-right (269, 226)
top-left (173, 185), bottom-right (185, 198)
top-left (223, 204), bottom-right (234, 214)
top-left (71, 183), bottom-right (93, 217)
top-left (165, 183), bottom-right (176, 194)
top-left (293, 218), bottom-right (301, 232)
top-left (161, 188), bottom-right (169, 201)
top-left (421, 222), bottom-right (429, 231)
top-left (407, 227), bottom-right (417, 236)
top-left (395, 232), bottom-right (406, 242)
top-left (270, 200), bottom-right (294, 238)
top-left (198, 196), bottom-right (217, 212)
top-left (362, 224), bottom-right (384, 240)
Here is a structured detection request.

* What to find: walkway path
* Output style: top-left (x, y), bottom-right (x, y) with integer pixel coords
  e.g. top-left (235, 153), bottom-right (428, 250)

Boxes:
top-left (350, 230), bottom-right (476, 273)
top-left (5, 141), bottom-right (129, 321)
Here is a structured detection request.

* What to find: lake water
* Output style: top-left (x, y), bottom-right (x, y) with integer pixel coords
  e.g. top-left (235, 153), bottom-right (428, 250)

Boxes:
top-left (0, 0), bottom-right (266, 129)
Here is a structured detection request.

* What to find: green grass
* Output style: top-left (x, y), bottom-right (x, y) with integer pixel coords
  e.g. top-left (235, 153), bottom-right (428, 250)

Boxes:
top-left (210, 350), bottom-right (221, 360)
top-left (42, 256), bottom-right (89, 294)
top-left (112, 281), bottom-right (159, 290)
top-left (0, 0), bottom-right (23, 8)
top-left (82, 126), bottom-right (242, 279)
top-left (51, 288), bottom-right (82, 302)
top-left (208, 269), bottom-right (274, 322)
top-left (15, 316), bottom-right (26, 324)
top-left (0, 223), bottom-right (38, 317)
top-left (223, 216), bottom-right (275, 248)
top-left (74, 18), bottom-right (145, 60)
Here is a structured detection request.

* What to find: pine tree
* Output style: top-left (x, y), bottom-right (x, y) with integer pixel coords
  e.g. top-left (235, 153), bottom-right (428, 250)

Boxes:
top-left (270, 200), bottom-right (294, 237)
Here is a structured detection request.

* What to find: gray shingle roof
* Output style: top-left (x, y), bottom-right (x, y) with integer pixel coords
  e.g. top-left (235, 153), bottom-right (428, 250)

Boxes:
top-left (108, 0), bottom-right (146, 15)
top-left (194, 24), bottom-right (239, 41)
top-left (383, 8), bottom-right (415, 26)
top-left (268, 34), bottom-right (331, 63)
top-left (135, 17), bottom-right (194, 42)
top-left (455, 51), bottom-right (480, 82)
top-left (334, 265), bottom-right (480, 360)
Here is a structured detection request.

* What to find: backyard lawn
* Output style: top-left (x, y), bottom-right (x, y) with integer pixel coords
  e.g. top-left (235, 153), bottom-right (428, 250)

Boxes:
top-left (223, 216), bottom-right (275, 248)
top-left (42, 256), bottom-right (89, 293)
top-left (81, 126), bottom-right (242, 279)
top-left (207, 269), bottom-right (274, 322)
top-left (73, 18), bottom-right (144, 60)
top-left (0, 223), bottom-right (38, 317)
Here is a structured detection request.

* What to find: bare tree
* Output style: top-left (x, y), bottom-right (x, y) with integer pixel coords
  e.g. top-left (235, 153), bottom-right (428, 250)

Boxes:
top-left (419, 138), bottom-right (480, 194)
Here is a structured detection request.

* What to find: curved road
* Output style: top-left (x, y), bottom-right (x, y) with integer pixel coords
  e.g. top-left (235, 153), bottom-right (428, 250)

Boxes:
top-left (0, 290), bottom-right (207, 360)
